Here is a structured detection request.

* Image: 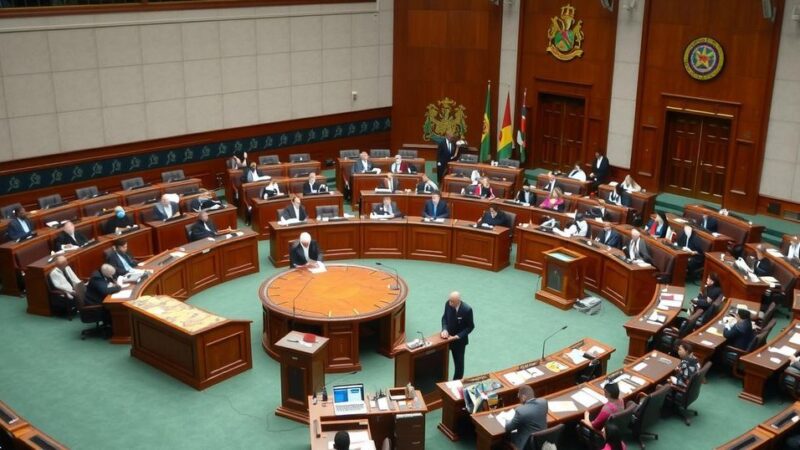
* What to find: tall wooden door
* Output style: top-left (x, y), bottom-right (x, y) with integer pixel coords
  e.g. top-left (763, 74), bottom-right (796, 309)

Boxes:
top-left (663, 112), bottom-right (730, 202)
top-left (536, 94), bottom-right (585, 171)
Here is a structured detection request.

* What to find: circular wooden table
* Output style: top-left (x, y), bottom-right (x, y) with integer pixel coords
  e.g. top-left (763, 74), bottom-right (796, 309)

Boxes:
top-left (259, 264), bottom-right (408, 373)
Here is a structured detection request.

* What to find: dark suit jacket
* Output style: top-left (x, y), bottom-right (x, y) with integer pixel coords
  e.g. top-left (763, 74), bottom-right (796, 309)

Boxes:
top-left (103, 215), bottom-right (134, 234)
top-left (645, 219), bottom-right (668, 238)
top-left (281, 205), bottom-right (308, 221)
top-left (598, 229), bottom-right (622, 248)
top-left (372, 202), bottom-right (400, 217)
top-left (441, 301), bottom-right (474, 345)
top-left (515, 190), bottom-right (536, 204)
top-left (302, 181), bottom-right (327, 194)
top-left (241, 168), bottom-right (264, 183)
top-left (153, 202), bottom-right (180, 221)
top-left (480, 211), bottom-right (511, 227)
top-left (289, 241), bottom-right (322, 268)
top-left (106, 250), bottom-right (138, 276)
top-left (592, 156), bottom-right (610, 183)
top-left (85, 271), bottom-right (121, 306)
top-left (352, 159), bottom-right (374, 174)
top-left (625, 238), bottom-right (651, 263)
top-left (6, 217), bottom-right (34, 241)
top-left (423, 199), bottom-right (449, 219)
top-left (188, 197), bottom-right (220, 212)
top-left (699, 216), bottom-right (718, 233)
top-left (724, 319), bottom-right (754, 350)
top-left (416, 181), bottom-right (436, 194)
top-left (695, 284), bottom-right (723, 311)
top-left (677, 232), bottom-right (704, 254)
top-left (189, 220), bottom-right (218, 241)
top-left (754, 257), bottom-right (772, 277)
top-left (54, 231), bottom-right (88, 249)
top-left (261, 186), bottom-right (282, 199)
top-left (437, 139), bottom-right (457, 166)
top-left (505, 398), bottom-right (548, 450)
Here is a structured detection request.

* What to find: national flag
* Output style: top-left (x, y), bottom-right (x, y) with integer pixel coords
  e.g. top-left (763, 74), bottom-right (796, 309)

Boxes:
top-left (479, 82), bottom-right (491, 163)
top-left (497, 92), bottom-right (513, 161)
top-left (516, 89), bottom-right (528, 163)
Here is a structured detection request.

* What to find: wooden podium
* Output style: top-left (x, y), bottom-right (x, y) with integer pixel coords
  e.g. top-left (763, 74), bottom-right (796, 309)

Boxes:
top-left (393, 333), bottom-right (450, 409)
top-left (535, 247), bottom-right (586, 310)
top-left (275, 331), bottom-right (329, 424)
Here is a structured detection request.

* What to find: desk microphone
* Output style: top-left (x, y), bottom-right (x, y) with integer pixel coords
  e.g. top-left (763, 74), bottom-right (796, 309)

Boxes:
top-left (417, 331), bottom-right (427, 346)
top-left (375, 262), bottom-right (400, 290)
top-left (541, 325), bottom-right (568, 360)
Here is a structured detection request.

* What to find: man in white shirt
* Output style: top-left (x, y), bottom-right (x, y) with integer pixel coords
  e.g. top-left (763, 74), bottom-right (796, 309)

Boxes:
top-left (787, 235), bottom-right (800, 261)
top-left (49, 255), bottom-right (82, 316)
top-left (626, 229), bottom-right (651, 263)
top-left (567, 162), bottom-right (587, 181)
top-left (416, 174), bottom-right (439, 193)
top-left (540, 172), bottom-right (558, 193)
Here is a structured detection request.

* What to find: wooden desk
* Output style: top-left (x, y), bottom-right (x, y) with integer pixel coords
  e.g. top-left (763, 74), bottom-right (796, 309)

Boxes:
top-left (77, 192), bottom-right (123, 217)
top-left (536, 173), bottom-right (592, 195)
top-left (740, 320), bottom-right (800, 404)
top-left (268, 220), bottom-right (321, 267)
top-left (406, 217), bottom-right (453, 263)
top-left (598, 184), bottom-right (657, 220)
top-left (260, 264), bottom-right (407, 373)
top-left (103, 230), bottom-right (259, 344)
top-left (0, 227), bottom-right (59, 296)
top-left (337, 156), bottom-right (425, 192)
top-left (451, 222), bottom-right (511, 272)
top-left (310, 419), bottom-right (372, 450)
top-left (704, 252), bottom-right (770, 304)
top-left (683, 298), bottom-right (761, 363)
top-left (145, 205), bottom-right (237, 253)
top-left (685, 204), bottom-right (764, 245)
top-left (715, 427), bottom-right (773, 450)
top-left (308, 389), bottom-right (427, 448)
top-left (447, 194), bottom-right (493, 223)
top-left (361, 217), bottom-right (408, 258)
top-left (316, 218), bottom-right (361, 261)
top-left (275, 331), bottom-right (329, 424)
top-left (351, 173), bottom-right (422, 206)
top-left (757, 402), bottom-right (800, 444)
top-left (448, 162), bottom-right (524, 193)
top-left (0, 400), bottom-right (68, 450)
top-left (794, 289), bottom-right (800, 321)
top-left (251, 191), bottom-right (343, 239)
top-left (623, 286), bottom-right (686, 363)
top-left (441, 175), bottom-right (513, 199)
top-left (666, 213), bottom-right (734, 252)
top-left (394, 334), bottom-right (451, 409)
top-left (125, 295), bottom-right (252, 390)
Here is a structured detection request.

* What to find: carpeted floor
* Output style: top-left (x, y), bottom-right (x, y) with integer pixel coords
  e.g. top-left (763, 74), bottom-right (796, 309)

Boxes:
top-left (0, 232), bottom-right (794, 449)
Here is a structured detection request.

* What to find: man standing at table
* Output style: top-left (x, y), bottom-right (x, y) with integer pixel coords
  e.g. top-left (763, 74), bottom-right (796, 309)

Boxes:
top-left (440, 291), bottom-right (474, 380)
top-left (437, 132), bottom-right (458, 182)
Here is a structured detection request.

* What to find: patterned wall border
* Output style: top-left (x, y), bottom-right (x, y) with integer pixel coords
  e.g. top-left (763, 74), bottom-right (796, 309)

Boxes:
top-left (1, 117), bottom-right (391, 195)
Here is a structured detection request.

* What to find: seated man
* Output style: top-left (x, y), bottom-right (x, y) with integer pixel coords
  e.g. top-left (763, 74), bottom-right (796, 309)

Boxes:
top-left (625, 229), bottom-right (651, 263)
top-left (241, 162), bottom-right (268, 183)
top-left (48, 255), bottom-right (81, 315)
top-left (480, 205), bottom-right (511, 227)
top-left (372, 197), bottom-right (401, 218)
top-left (515, 184), bottom-right (536, 205)
top-left (379, 172), bottom-right (399, 192)
top-left (188, 193), bottom-right (222, 212)
top-left (103, 206), bottom-right (134, 234)
top-left (281, 195), bottom-right (308, 222)
top-left (189, 211), bottom-right (221, 241)
top-left (84, 264), bottom-right (122, 314)
top-left (6, 207), bottom-right (35, 241)
top-left (698, 213), bottom-right (718, 233)
top-left (352, 151), bottom-right (375, 174)
top-left (302, 173), bottom-right (328, 195)
top-left (106, 239), bottom-right (139, 276)
top-left (594, 223), bottom-right (620, 248)
top-left (416, 174), bottom-right (439, 193)
top-left (505, 385), bottom-right (547, 450)
top-left (390, 154), bottom-right (410, 174)
top-left (723, 308), bottom-right (754, 350)
top-left (54, 221), bottom-right (88, 250)
top-left (261, 180), bottom-right (283, 199)
top-left (290, 232), bottom-right (322, 268)
top-left (567, 161), bottom-right (586, 181)
top-left (753, 246), bottom-right (773, 277)
top-left (786, 235), bottom-right (800, 261)
top-left (153, 194), bottom-right (180, 221)
top-left (539, 172), bottom-right (558, 193)
top-left (423, 192), bottom-right (449, 219)
top-left (676, 224), bottom-right (705, 277)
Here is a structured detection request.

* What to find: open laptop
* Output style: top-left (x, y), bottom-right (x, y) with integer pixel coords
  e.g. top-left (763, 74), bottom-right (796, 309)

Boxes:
top-left (332, 384), bottom-right (367, 416)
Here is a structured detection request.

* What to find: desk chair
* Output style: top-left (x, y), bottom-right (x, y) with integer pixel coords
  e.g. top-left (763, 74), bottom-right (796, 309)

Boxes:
top-left (656, 309), bottom-right (702, 355)
top-left (289, 167), bottom-right (312, 178)
top-left (629, 384), bottom-right (670, 449)
top-left (370, 148), bottom-right (390, 158)
top-left (161, 170), bottom-right (185, 182)
top-left (1, 203), bottom-right (22, 219)
top-left (75, 284), bottom-right (107, 340)
top-left (398, 149), bottom-right (418, 159)
top-left (121, 177), bottom-right (145, 190)
top-left (38, 194), bottom-right (63, 209)
top-left (75, 186), bottom-right (99, 200)
top-left (577, 403), bottom-right (636, 449)
top-left (523, 423), bottom-right (564, 450)
top-left (259, 155), bottom-right (280, 165)
top-left (289, 153), bottom-right (310, 162)
top-left (499, 158), bottom-right (520, 168)
top-left (719, 319), bottom-right (774, 378)
top-left (665, 361), bottom-right (711, 425)
top-left (459, 154), bottom-right (478, 163)
top-left (46, 273), bottom-right (78, 320)
top-left (316, 205), bottom-right (339, 219)
top-left (185, 224), bottom-right (194, 242)
top-left (0, 426), bottom-right (15, 450)
top-left (339, 149), bottom-right (359, 159)
top-left (696, 296), bottom-right (725, 328)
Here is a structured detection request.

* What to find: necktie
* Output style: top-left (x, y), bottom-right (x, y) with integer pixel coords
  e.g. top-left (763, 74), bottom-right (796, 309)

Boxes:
top-left (447, 141), bottom-right (452, 154)
top-left (703, 218), bottom-right (707, 228)
top-left (19, 219), bottom-right (29, 233)
top-left (605, 232), bottom-right (610, 244)
top-left (570, 170), bottom-right (577, 177)
top-left (119, 253), bottom-right (132, 272)
top-left (387, 206), bottom-right (392, 215)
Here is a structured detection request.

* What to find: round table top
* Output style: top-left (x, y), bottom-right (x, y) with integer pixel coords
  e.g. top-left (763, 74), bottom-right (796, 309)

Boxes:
top-left (259, 264), bottom-right (408, 322)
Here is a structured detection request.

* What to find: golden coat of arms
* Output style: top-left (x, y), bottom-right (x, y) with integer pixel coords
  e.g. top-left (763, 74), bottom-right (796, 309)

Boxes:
top-left (422, 97), bottom-right (467, 142)
top-left (546, 4), bottom-right (584, 61)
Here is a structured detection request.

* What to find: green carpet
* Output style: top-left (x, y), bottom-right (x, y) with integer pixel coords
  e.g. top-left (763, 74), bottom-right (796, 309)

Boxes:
top-left (0, 229), bottom-right (794, 449)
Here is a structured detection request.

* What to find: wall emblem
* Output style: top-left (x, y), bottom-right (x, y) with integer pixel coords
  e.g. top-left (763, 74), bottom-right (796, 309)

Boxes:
top-left (546, 4), bottom-right (584, 61)
top-left (684, 37), bottom-right (724, 81)
top-left (423, 97), bottom-right (467, 142)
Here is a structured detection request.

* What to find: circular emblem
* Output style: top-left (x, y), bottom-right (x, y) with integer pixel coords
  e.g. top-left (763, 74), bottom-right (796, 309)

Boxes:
top-left (683, 37), bottom-right (724, 81)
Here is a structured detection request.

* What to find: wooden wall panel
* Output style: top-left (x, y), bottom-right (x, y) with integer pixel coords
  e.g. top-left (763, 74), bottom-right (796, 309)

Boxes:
top-left (631, 0), bottom-right (784, 213)
top-left (516, 0), bottom-right (618, 169)
top-left (391, 0), bottom-right (503, 152)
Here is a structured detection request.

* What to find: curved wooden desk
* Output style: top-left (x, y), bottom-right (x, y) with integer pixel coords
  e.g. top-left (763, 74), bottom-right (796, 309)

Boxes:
top-left (703, 251), bottom-right (769, 304)
top-left (623, 285), bottom-right (686, 362)
top-left (260, 264), bottom-right (408, 373)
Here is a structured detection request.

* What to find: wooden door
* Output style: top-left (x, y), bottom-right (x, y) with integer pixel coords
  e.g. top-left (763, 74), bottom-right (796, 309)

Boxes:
top-left (536, 94), bottom-right (585, 172)
top-left (663, 112), bottom-right (730, 202)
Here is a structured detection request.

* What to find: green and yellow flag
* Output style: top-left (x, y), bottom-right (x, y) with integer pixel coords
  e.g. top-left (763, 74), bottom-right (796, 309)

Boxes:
top-left (497, 92), bottom-right (512, 160)
top-left (479, 82), bottom-right (491, 163)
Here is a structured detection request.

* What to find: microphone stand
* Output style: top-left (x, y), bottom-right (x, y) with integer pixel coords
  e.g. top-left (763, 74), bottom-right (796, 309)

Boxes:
top-left (541, 325), bottom-right (568, 360)
top-left (375, 262), bottom-right (400, 290)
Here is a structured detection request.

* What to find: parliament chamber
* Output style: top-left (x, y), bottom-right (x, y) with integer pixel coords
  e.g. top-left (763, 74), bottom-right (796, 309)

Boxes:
top-left (1, 0), bottom-right (800, 449)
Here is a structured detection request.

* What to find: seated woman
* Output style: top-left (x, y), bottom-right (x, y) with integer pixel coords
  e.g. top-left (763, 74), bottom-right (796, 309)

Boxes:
top-left (644, 212), bottom-right (668, 238)
top-left (539, 187), bottom-right (565, 211)
top-left (691, 272), bottom-right (723, 313)
top-left (474, 177), bottom-right (495, 199)
top-left (583, 382), bottom-right (624, 432)
top-left (557, 212), bottom-right (589, 238)
top-left (620, 174), bottom-right (642, 193)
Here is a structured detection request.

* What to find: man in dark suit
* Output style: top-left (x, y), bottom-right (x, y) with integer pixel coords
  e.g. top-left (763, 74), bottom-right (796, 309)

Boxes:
top-left (289, 232), bottom-right (322, 268)
top-left (416, 174), bottom-right (438, 194)
top-left (281, 195), bottom-right (308, 221)
top-left (84, 264), bottom-right (121, 307)
top-left (352, 152), bottom-right (374, 174)
top-left (54, 221), bottom-right (88, 250)
top-left (753, 246), bottom-right (773, 277)
top-left (440, 291), bottom-right (474, 380)
top-left (723, 308), bottom-right (754, 350)
top-left (515, 184), bottom-right (536, 205)
top-left (241, 162), bottom-right (265, 183)
top-left (437, 132), bottom-right (458, 182)
top-left (676, 225), bottom-right (705, 276)
top-left (302, 173), bottom-right (327, 195)
top-left (372, 197), bottom-right (401, 218)
top-left (625, 229), bottom-right (651, 263)
top-left (189, 211), bottom-right (219, 241)
top-left (153, 194), bottom-right (180, 221)
top-left (423, 192), bottom-right (449, 219)
top-left (228, 152), bottom-right (248, 169)
top-left (106, 239), bottom-right (138, 276)
top-left (188, 194), bottom-right (222, 212)
top-left (596, 223), bottom-right (622, 248)
top-left (6, 207), bottom-right (35, 241)
top-left (589, 151), bottom-right (611, 190)
top-left (379, 173), bottom-right (399, 192)
top-left (699, 214), bottom-right (718, 233)
top-left (539, 172), bottom-right (558, 193)
top-left (505, 385), bottom-right (548, 450)
top-left (479, 205), bottom-right (511, 227)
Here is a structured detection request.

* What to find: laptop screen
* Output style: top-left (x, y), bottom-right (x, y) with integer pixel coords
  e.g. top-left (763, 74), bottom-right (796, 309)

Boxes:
top-left (333, 384), bottom-right (364, 404)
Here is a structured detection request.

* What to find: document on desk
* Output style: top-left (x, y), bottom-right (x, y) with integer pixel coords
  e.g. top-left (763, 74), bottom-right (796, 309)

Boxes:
top-left (496, 409), bottom-right (516, 427)
top-left (308, 262), bottom-right (327, 274)
top-left (169, 251), bottom-right (186, 259)
top-left (565, 348), bottom-right (587, 364)
top-left (658, 298), bottom-right (683, 309)
top-left (446, 380), bottom-right (462, 398)
top-left (633, 362), bottom-right (648, 372)
top-left (503, 371), bottom-right (525, 386)
top-left (571, 389), bottom-right (600, 408)
top-left (111, 289), bottom-right (132, 299)
top-left (769, 345), bottom-right (796, 357)
top-left (549, 400), bottom-right (578, 413)
top-left (707, 327), bottom-right (722, 337)
top-left (790, 333), bottom-right (800, 346)
top-left (377, 397), bottom-right (389, 411)
top-left (526, 367), bottom-right (545, 378)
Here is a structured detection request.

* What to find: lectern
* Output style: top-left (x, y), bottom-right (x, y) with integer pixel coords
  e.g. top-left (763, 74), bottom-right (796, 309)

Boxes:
top-left (275, 331), bottom-right (329, 424)
top-left (535, 247), bottom-right (586, 310)
top-left (393, 333), bottom-right (450, 409)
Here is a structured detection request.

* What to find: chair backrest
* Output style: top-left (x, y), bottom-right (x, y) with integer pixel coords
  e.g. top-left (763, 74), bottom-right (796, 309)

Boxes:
top-left (315, 205), bottom-right (339, 218)
top-left (259, 155), bottom-right (280, 165)
top-left (0, 203), bottom-right (22, 219)
top-left (398, 149), bottom-right (418, 158)
top-left (339, 149), bottom-right (360, 159)
top-left (370, 148), bottom-right (390, 158)
top-left (607, 402), bottom-right (637, 431)
top-left (760, 302), bottom-right (777, 327)
top-left (633, 383), bottom-right (671, 433)
top-left (289, 153), bottom-right (310, 162)
top-left (499, 158), bottom-right (520, 168)
top-left (683, 361), bottom-right (712, 407)
top-left (679, 309), bottom-right (703, 337)
top-left (121, 177), bottom-right (145, 190)
top-left (371, 202), bottom-right (398, 213)
top-left (75, 186), bottom-right (99, 200)
top-left (289, 167), bottom-right (312, 178)
top-left (184, 224), bottom-right (193, 241)
top-left (528, 423), bottom-right (564, 450)
top-left (459, 154), bottom-right (478, 163)
top-left (140, 207), bottom-right (159, 223)
top-left (161, 170), bottom-right (185, 182)
top-left (38, 194), bottom-right (63, 209)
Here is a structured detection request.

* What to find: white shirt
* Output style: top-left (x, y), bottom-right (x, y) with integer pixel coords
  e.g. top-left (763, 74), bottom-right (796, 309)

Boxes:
top-left (308, 182), bottom-right (317, 193)
top-left (391, 162), bottom-right (404, 173)
top-left (788, 243), bottom-right (800, 260)
top-left (629, 239), bottom-right (639, 260)
top-left (568, 220), bottom-right (588, 237)
top-left (608, 191), bottom-right (621, 205)
top-left (302, 243), bottom-right (310, 262)
top-left (49, 266), bottom-right (80, 295)
top-left (18, 218), bottom-right (30, 233)
top-left (568, 168), bottom-right (587, 181)
top-left (595, 156), bottom-right (604, 168)
top-left (293, 206), bottom-right (301, 219)
top-left (163, 204), bottom-right (173, 218)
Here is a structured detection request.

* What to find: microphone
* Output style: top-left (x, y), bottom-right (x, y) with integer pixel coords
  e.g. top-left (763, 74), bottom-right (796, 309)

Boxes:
top-left (541, 325), bottom-right (568, 360)
top-left (375, 262), bottom-right (400, 291)
top-left (417, 331), bottom-right (427, 346)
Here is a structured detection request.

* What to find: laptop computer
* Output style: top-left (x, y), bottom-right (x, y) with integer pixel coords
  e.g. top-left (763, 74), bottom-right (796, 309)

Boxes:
top-left (332, 384), bottom-right (367, 416)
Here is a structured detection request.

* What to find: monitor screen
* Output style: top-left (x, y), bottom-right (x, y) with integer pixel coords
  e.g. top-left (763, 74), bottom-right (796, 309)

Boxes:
top-left (332, 384), bottom-right (363, 404)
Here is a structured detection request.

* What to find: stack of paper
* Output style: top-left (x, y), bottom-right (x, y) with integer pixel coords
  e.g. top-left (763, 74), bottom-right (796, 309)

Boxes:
top-left (526, 367), bottom-right (545, 378)
top-left (549, 400), bottom-right (578, 413)
top-left (769, 346), bottom-right (796, 357)
top-left (111, 289), bottom-right (132, 299)
top-left (633, 362), bottom-right (648, 372)
top-left (309, 262), bottom-right (327, 274)
top-left (496, 409), bottom-right (516, 427)
top-left (170, 251), bottom-right (186, 258)
top-left (789, 333), bottom-right (800, 346)
top-left (445, 380), bottom-right (462, 399)
top-left (629, 376), bottom-right (646, 386)
top-left (565, 349), bottom-right (587, 364)
top-left (503, 371), bottom-right (524, 386)
top-left (707, 327), bottom-right (722, 337)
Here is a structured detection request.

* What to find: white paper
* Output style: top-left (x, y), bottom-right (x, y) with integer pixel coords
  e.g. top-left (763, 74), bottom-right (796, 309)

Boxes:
top-left (659, 298), bottom-right (683, 308)
top-left (789, 333), bottom-right (800, 346)
top-left (770, 357), bottom-right (782, 364)
top-left (496, 409), bottom-right (516, 427)
top-left (629, 376), bottom-right (646, 386)
top-left (571, 390), bottom-right (599, 408)
top-left (701, 340), bottom-right (714, 346)
top-left (503, 371), bottom-right (524, 386)
top-left (170, 251), bottom-right (186, 258)
top-left (633, 362), bottom-right (648, 372)
top-left (308, 262), bottom-right (327, 274)
top-left (565, 348), bottom-right (587, 364)
top-left (549, 400), bottom-right (578, 413)
top-left (111, 289), bottom-right (132, 299)
top-left (526, 367), bottom-right (545, 378)
top-left (768, 345), bottom-right (796, 357)
top-left (377, 397), bottom-right (389, 411)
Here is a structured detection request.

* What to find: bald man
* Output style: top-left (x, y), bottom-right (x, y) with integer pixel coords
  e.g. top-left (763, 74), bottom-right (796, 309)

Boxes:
top-left (289, 232), bottom-right (322, 268)
top-left (85, 264), bottom-right (121, 307)
top-left (440, 292), bottom-right (475, 380)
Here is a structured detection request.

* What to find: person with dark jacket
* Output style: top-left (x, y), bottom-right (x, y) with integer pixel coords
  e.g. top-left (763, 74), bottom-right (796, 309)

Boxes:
top-left (440, 291), bottom-right (474, 380)
top-left (84, 264), bottom-right (121, 306)
top-left (423, 192), bottom-right (450, 219)
top-left (106, 239), bottom-right (138, 276)
top-left (692, 272), bottom-right (723, 316)
top-left (479, 205), bottom-right (511, 227)
top-left (753, 246), bottom-right (773, 277)
top-left (6, 207), bottom-right (35, 241)
top-left (698, 213), bottom-right (718, 233)
top-left (505, 385), bottom-right (547, 450)
top-left (723, 308), bottom-right (755, 350)
top-left (103, 206), bottom-right (135, 234)
top-left (596, 222), bottom-right (622, 248)
top-left (54, 221), bottom-right (88, 250)
top-left (289, 232), bottom-right (322, 268)
top-left (676, 224), bottom-right (705, 278)
top-left (189, 211), bottom-right (219, 241)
